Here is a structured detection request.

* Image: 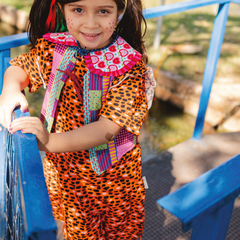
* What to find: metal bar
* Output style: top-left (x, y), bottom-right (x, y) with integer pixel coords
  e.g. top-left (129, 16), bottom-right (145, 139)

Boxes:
top-left (192, 3), bottom-right (230, 139)
top-left (191, 199), bottom-right (234, 240)
top-left (153, 0), bottom-right (165, 49)
top-left (0, 49), bottom-right (10, 94)
top-left (143, 0), bottom-right (231, 19)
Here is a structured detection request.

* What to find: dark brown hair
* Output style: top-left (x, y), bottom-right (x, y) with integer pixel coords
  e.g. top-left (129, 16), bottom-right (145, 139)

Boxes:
top-left (28, 0), bottom-right (148, 63)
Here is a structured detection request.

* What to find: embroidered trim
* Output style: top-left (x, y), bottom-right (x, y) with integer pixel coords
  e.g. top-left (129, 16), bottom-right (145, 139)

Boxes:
top-left (43, 32), bottom-right (142, 77)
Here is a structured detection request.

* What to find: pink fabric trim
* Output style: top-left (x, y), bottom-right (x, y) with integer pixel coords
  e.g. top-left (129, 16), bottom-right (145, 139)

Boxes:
top-left (43, 32), bottom-right (78, 46)
top-left (84, 51), bottom-right (142, 77)
top-left (116, 142), bottom-right (135, 160)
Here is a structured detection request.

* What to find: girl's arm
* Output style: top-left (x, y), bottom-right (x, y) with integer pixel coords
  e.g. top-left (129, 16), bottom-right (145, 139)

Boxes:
top-left (10, 116), bottom-right (122, 152)
top-left (0, 66), bottom-right (29, 129)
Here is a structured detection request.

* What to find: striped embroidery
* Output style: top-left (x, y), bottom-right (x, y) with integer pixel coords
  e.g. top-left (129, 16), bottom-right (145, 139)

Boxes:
top-left (102, 76), bottom-right (110, 104)
top-left (97, 149), bottom-right (112, 172)
top-left (83, 71), bottom-right (91, 125)
top-left (108, 141), bottom-right (118, 164)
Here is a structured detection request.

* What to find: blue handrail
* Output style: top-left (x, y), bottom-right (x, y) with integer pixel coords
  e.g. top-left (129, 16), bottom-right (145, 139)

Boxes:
top-left (0, 109), bottom-right (57, 239)
top-left (157, 153), bottom-right (240, 240)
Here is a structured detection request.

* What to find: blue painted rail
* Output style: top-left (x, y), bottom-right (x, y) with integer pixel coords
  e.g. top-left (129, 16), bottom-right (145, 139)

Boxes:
top-left (0, 0), bottom-right (240, 239)
top-left (157, 153), bottom-right (240, 240)
top-left (0, 109), bottom-right (57, 239)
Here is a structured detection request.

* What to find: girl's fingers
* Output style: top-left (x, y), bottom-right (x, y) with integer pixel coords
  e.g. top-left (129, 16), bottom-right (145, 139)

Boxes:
top-left (10, 117), bottom-right (42, 133)
top-left (21, 127), bottom-right (39, 135)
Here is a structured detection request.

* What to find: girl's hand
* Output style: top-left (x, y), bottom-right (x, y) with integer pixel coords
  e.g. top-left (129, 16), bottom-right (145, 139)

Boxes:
top-left (0, 91), bottom-right (29, 131)
top-left (9, 116), bottom-right (50, 151)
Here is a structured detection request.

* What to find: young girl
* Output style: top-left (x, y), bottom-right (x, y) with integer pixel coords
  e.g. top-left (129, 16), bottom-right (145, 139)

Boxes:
top-left (0, 0), bottom-right (155, 239)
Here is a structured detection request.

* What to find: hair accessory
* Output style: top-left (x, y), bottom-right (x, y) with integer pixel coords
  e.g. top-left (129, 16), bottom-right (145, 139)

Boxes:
top-left (118, 0), bottom-right (128, 22)
top-left (45, 0), bottom-right (57, 32)
top-left (56, 4), bottom-right (68, 32)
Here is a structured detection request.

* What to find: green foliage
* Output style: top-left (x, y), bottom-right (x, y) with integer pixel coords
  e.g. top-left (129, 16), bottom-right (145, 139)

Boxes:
top-left (145, 12), bottom-right (240, 83)
top-left (0, 0), bottom-right (33, 12)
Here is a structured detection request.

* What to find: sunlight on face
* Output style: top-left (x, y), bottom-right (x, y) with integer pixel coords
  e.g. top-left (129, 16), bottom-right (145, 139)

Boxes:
top-left (63, 0), bottom-right (120, 50)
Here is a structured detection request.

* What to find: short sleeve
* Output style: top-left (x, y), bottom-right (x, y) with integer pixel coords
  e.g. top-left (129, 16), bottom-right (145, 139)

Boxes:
top-left (99, 61), bottom-right (148, 136)
top-left (10, 38), bottom-right (54, 93)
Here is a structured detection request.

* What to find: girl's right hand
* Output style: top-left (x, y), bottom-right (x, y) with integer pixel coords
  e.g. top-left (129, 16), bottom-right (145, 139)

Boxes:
top-left (0, 91), bottom-right (29, 131)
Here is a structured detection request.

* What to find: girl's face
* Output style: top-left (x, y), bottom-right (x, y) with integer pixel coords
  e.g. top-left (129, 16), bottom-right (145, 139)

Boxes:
top-left (63, 0), bottom-right (120, 50)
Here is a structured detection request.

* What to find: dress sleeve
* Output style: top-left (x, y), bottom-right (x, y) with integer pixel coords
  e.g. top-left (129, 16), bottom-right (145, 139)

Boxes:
top-left (10, 38), bottom-right (54, 93)
top-left (99, 61), bottom-right (148, 136)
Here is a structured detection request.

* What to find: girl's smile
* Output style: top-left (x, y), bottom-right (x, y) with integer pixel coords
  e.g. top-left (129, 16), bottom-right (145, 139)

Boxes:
top-left (63, 0), bottom-right (120, 50)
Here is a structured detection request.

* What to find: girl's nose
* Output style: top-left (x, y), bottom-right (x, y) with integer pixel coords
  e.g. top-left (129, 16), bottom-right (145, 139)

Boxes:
top-left (84, 13), bottom-right (98, 29)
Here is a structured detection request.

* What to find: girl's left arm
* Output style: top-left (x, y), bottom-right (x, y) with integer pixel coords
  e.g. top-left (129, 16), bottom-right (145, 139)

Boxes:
top-left (10, 116), bottom-right (122, 152)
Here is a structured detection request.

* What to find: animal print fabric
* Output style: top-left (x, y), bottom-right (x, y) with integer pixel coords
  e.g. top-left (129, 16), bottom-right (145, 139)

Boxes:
top-left (10, 38), bottom-right (148, 240)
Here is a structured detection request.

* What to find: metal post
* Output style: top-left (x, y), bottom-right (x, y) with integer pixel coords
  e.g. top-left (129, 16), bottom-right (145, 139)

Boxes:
top-left (153, 0), bottom-right (165, 49)
top-left (192, 3), bottom-right (230, 140)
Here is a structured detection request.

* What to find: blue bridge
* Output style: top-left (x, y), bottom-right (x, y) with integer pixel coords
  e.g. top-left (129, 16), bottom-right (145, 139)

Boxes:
top-left (0, 0), bottom-right (240, 239)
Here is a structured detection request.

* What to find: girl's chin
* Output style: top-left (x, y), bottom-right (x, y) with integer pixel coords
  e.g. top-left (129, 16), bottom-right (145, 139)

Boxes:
top-left (77, 36), bottom-right (112, 51)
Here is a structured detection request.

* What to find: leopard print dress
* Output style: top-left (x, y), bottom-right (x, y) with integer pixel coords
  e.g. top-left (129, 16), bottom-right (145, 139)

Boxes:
top-left (11, 34), bottom-right (149, 240)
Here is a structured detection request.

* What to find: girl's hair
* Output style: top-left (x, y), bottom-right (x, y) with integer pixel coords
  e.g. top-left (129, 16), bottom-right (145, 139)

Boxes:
top-left (115, 0), bottom-right (148, 63)
top-left (28, 0), bottom-right (148, 63)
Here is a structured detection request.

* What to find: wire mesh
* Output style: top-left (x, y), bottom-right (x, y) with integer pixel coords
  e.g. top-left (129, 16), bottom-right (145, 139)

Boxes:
top-left (4, 130), bottom-right (26, 240)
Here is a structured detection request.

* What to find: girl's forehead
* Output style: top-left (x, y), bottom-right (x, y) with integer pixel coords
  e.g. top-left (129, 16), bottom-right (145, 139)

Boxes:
top-left (70, 0), bottom-right (117, 5)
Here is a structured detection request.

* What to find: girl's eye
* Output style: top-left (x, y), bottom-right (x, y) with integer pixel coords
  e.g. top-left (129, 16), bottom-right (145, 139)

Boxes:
top-left (74, 8), bottom-right (83, 13)
top-left (99, 9), bottom-right (109, 14)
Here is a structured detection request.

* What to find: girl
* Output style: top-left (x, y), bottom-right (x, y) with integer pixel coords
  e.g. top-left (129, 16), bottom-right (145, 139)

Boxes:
top-left (0, 0), bottom-right (155, 239)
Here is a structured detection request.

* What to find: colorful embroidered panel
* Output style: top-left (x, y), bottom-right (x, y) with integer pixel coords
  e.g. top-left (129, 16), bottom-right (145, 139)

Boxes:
top-left (83, 71), bottom-right (136, 174)
top-left (41, 44), bottom-right (76, 132)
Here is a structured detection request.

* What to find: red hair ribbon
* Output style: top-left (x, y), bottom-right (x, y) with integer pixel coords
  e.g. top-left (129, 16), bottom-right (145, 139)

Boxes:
top-left (45, 0), bottom-right (57, 32)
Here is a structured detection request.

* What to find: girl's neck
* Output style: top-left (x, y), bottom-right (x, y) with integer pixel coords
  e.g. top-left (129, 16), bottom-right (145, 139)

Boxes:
top-left (76, 33), bottom-right (118, 56)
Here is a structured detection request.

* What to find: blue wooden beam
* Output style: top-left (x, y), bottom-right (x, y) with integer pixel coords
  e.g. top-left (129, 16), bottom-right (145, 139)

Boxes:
top-left (13, 109), bottom-right (57, 238)
top-left (192, 3), bottom-right (230, 139)
top-left (157, 153), bottom-right (240, 233)
top-left (143, 0), bottom-right (231, 19)
top-left (0, 32), bottom-right (29, 51)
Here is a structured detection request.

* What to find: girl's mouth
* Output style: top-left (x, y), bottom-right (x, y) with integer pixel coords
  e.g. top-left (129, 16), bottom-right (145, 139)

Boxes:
top-left (83, 33), bottom-right (99, 37)
top-left (81, 32), bottom-right (101, 41)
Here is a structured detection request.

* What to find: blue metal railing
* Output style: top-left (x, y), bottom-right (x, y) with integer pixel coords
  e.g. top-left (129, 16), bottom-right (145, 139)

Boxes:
top-left (0, 109), bottom-right (57, 239)
top-left (0, 0), bottom-right (240, 239)
top-left (157, 153), bottom-right (240, 240)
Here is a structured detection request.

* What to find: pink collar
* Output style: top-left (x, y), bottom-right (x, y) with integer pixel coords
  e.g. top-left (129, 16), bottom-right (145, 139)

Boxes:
top-left (43, 32), bottom-right (142, 77)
